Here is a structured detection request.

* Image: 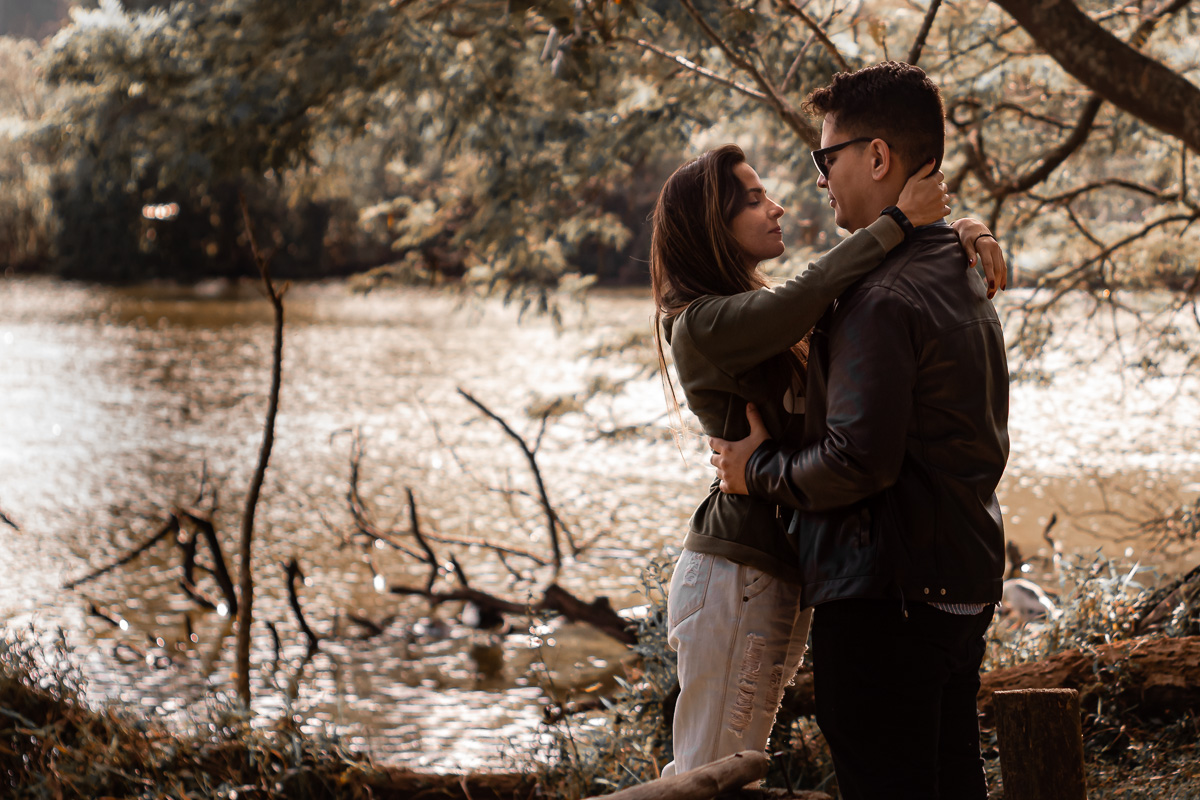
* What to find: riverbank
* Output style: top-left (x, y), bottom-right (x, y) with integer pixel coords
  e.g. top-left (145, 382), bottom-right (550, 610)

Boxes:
top-left (5, 588), bottom-right (1200, 799)
top-left (2, 278), bottom-right (1199, 771)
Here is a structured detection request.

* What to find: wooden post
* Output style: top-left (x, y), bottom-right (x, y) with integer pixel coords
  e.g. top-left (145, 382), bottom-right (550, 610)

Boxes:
top-left (994, 688), bottom-right (1087, 800)
top-left (582, 751), bottom-right (768, 800)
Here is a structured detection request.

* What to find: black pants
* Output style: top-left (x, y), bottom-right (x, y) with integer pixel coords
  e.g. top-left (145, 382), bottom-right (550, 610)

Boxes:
top-left (811, 598), bottom-right (994, 800)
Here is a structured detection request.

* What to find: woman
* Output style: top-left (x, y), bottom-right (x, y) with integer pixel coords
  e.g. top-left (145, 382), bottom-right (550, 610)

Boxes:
top-left (650, 144), bottom-right (1004, 777)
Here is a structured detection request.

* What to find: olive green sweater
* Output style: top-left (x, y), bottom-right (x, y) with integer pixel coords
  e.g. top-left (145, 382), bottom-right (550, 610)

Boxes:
top-left (662, 217), bottom-right (905, 583)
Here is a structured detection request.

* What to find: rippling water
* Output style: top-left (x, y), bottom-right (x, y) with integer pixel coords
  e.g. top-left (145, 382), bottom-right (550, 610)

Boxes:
top-left (1, 277), bottom-right (1198, 770)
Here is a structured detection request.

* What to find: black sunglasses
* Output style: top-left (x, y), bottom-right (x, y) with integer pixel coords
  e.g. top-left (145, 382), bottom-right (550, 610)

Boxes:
top-left (811, 136), bottom-right (877, 179)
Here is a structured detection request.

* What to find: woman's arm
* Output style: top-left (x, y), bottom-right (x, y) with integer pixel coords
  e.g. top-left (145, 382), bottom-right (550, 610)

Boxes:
top-left (951, 218), bottom-right (1007, 299)
top-left (897, 162), bottom-right (1007, 299)
top-left (678, 168), bottom-right (951, 377)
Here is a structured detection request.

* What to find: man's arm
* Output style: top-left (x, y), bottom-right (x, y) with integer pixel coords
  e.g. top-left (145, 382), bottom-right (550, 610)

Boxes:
top-left (711, 286), bottom-right (916, 511)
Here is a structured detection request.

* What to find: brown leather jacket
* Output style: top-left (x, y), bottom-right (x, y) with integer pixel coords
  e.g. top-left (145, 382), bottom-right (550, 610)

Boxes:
top-left (745, 224), bottom-right (1010, 607)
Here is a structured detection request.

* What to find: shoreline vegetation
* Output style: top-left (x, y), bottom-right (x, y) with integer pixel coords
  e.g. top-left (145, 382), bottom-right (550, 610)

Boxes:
top-left (4, 555), bottom-right (1200, 799)
top-left (4, 270), bottom-right (1199, 796)
top-left (4, 1), bottom-right (1200, 796)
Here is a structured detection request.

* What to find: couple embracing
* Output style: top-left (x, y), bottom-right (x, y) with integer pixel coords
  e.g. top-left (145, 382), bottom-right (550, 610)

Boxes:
top-left (651, 61), bottom-right (1010, 799)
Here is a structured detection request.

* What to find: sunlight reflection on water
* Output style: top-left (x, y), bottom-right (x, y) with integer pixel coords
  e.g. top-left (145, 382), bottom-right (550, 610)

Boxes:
top-left (1, 278), bottom-right (1197, 769)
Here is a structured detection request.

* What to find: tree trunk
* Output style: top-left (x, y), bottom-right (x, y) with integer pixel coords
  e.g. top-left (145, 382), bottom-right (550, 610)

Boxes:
top-left (234, 199), bottom-right (287, 708)
top-left (994, 689), bottom-right (1087, 800)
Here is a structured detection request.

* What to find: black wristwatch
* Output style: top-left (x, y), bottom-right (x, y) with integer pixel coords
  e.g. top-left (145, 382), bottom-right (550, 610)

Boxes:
top-left (879, 205), bottom-right (915, 237)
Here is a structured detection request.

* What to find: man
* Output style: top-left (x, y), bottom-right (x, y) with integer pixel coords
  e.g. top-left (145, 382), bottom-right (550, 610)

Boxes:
top-left (709, 61), bottom-right (1009, 799)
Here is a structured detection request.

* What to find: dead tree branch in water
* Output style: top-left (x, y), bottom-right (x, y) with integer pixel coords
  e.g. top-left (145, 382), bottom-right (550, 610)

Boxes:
top-left (389, 581), bottom-right (636, 645)
top-left (283, 557), bottom-right (320, 654)
top-left (60, 497), bottom-right (243, 628)
top-left (385, 486), bottom-right (635, 642)
top-left (457, 387), bottom-right (570, 572)
top-left (341, 419), bottom-right (635, 642)
top-left (342, 428), bottom-right (548, 565)
top-left (179, 509), bottom-right (239, 614)
top-left (235, 194), bottom-right (289, 708)
top-left (406, 488), bottom-right (440, 594)
top-left (178, 527), bottom-right (219, 611)
top-left (417, 395), bottom-right (581, 551)
top-left (0, 504), bottom-right (19, 531)
top-left (63, 515), bottom-right (181, 590)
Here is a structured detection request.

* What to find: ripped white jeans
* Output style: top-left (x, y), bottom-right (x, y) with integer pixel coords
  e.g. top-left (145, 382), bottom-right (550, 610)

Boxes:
top-left (660, 549), bottom-right (812, 779)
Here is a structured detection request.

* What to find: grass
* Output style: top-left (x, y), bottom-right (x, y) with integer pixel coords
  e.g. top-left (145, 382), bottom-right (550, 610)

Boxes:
top-left (3, 553), bottom-right (1197, 798)
top-left (1, 629), bottom-right (379, 799)
top-left (535, 553), bottom-right (1200, 799)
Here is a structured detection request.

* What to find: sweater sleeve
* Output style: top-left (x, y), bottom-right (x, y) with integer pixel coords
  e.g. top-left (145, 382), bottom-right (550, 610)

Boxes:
top-left (677, 216), bottom-right (903, 378)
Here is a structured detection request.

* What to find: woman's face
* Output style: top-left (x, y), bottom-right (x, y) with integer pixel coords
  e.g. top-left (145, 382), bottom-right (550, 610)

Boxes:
top-left (729, 161), bottom-right (786, 267)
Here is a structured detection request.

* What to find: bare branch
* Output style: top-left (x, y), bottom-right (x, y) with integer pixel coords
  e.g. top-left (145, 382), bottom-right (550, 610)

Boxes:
top-left (781, 31), bottom-right (818, 92)
top-left (457, 387), bottom-right (565, 572)
top-left (1027, 178), bottom-right (1178, 207)
top-left (906, 0), bottom-right (944, 66)
top-left (532, 408), bottom-right (552, 454)
top-left (681, 0), bottom-right (821, 147)
top-left (284, 557), bottom-right (319, 653)
top-left (178, 527), bottom-right (219, 611)
top-left (406, 487), bottom-right (441, 593)
top-left (416, 530), bottom-right (550, 566)
top-left (449, 553), bottom-right (470, 586)
top-left (389, 581), bottom-right (636, 644)
top-left (776, 0), bottom-right (850, 72)
top-left (341, 428), bottom-right (549, 565)
top-left (1040, 212), bottom-right (1200, 290)
top-left (1062, 204), bottom-right (1105, 250)
top-left (1010, 95), bottom-right (1105, 193)
top-left (63, 515), bottom-right (180, 590)
top-left (993, 102), bottom-right (1074, 130)
top-left (179, 509), bottom-right (240, 615)
top-left (623, 37), bottom-right (768, 101)
top-left (235, 193), bottom-right (289, 708)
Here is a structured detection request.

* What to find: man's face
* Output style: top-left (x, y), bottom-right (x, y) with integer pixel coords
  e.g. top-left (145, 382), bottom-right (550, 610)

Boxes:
top-left (816, 117), bottom-right (878, 233)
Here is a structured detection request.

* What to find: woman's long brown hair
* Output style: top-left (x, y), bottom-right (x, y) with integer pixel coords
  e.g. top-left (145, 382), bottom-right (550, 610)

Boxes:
top-left (650, 144), bottom-right (806, 432)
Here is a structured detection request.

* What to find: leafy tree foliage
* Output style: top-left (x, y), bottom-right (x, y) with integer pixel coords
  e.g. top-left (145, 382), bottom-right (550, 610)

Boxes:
top-left (7, 0), bottom-right (1199, 327)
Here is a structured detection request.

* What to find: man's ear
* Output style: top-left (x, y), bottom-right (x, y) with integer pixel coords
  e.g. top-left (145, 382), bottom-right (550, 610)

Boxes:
top-left (868, 139), bottom-right (893, 182)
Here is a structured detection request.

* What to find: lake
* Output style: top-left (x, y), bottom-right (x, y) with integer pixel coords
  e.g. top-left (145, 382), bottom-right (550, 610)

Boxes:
top-left (1, 276), bottom-right (1198, 770)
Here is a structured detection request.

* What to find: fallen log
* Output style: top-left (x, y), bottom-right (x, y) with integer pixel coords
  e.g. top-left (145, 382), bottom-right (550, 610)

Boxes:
top-left (583, 751), bottom-right (767, 800)
top-left (363, 768), bottom-right (536, 799)
top-left (775, 636), bottom-right (1200, 728)
top-left (979, 635), bottom-right (1200, 724)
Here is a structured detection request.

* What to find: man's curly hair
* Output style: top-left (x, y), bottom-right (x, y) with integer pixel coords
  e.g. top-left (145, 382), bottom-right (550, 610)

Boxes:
top-left (804, 61), bottom-right (945, 175)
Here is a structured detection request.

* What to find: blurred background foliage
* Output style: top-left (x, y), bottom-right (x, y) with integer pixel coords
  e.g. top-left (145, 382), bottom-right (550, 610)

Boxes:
top-left (0, 0), bottom-right (1197, 317)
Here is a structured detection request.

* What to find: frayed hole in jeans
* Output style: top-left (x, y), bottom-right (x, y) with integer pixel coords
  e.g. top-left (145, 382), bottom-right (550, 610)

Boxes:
top-left (727, 633), bottom-right (766, 738)
top-left (767, 662), bottom-right (789, 719)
